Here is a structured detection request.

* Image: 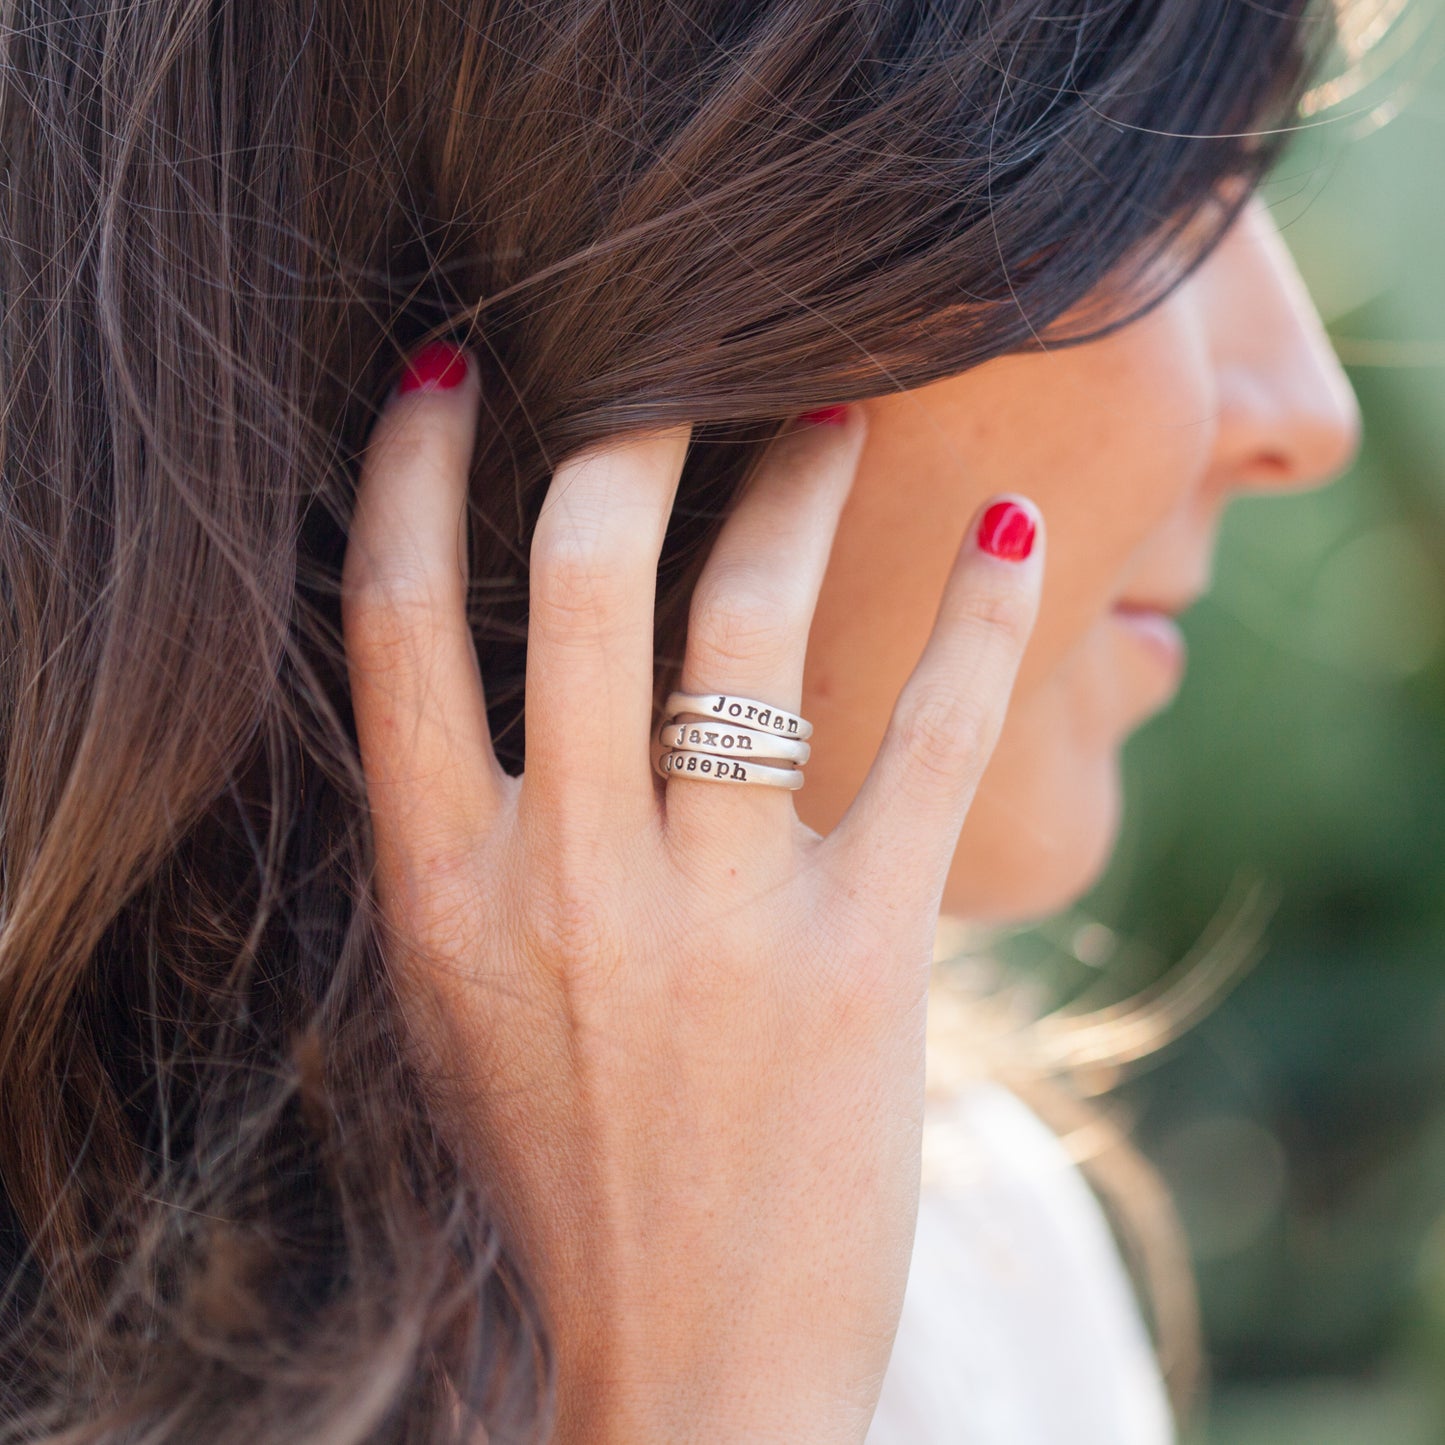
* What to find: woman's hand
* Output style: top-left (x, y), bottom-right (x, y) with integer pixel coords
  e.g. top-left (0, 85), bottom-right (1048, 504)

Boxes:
top-left (341, 344), bottom-right (1045, 1444)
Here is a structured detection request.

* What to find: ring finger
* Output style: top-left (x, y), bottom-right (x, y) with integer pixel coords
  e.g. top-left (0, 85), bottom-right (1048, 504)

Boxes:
top-left (661, 406), bottom-right (867, 860)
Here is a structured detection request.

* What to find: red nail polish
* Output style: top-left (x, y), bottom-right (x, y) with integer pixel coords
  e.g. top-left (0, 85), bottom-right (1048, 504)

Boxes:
top-left (797, 405), bottom-right (849, 426)
top-left (976, 501), bottom-right (1036, 562)
top-left (397, 340), bottom-right (468, 395)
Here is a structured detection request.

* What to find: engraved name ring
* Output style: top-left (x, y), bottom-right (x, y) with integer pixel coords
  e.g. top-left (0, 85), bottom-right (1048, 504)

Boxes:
top-left (654, 689), bottom-right (814, 790)
top-left (663, 690), bottom-right (814, 741)
top-left (658, 720), bottom-right (811, 765)
top-left (657, 748), bottom-right (805, 790)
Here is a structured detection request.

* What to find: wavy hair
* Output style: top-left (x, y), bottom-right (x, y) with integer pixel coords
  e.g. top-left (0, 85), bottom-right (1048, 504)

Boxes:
top-left (0, 1), bottom-right (1333, 1439)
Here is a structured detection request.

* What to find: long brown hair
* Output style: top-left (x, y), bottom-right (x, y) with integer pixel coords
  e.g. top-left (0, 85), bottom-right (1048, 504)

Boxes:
top-left (0, 1), bottom-right (1333, 1439)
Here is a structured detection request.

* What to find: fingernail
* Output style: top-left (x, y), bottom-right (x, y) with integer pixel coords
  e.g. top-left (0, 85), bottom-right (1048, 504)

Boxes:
top-left (797, 405), bottom-right (849, 426)
top-left (976, 501), bottom-right (1036, 562)
top-left (396, 340), bottom-right (468, 396)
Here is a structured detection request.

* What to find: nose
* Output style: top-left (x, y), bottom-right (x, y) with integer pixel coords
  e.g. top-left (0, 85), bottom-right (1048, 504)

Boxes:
top-left (1205, 197), bottom-right (1362, 494)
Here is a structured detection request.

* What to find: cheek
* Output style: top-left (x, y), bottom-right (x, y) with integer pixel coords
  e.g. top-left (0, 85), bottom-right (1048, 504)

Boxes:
top-left (798, 313), bottom-right (1217, 919)
top-left (1006, 390), bottom-right (1216, 694)
top-left (796, 520), bottom-right (949, 852)
top-left (796, 447), bottom-right (1185, 893)
top-left (841, 340), bottom-right (1215, 703)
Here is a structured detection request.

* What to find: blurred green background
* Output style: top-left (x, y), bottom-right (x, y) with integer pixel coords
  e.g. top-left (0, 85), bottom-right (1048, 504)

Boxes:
top-left (1001, 9), bottom-right (1445, 1441)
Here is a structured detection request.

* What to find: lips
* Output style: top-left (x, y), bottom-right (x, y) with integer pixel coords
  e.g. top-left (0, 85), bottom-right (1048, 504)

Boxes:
top-left (1109, 598), bottom-right (1191, 677)
top-left (1112, 593), bottom-right (1201, 620)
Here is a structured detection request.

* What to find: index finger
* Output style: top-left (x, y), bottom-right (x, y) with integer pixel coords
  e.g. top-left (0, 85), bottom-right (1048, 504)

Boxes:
top-left (520, 425), bottom-right (691, 835)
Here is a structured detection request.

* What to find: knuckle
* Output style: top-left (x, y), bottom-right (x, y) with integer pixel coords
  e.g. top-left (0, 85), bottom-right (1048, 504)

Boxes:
top-left (688, 586), bottom-right (799, 671)
top-left (954, 584), bottom-right (1034, 649)
top-left (374, 423), bottom-right (445, 480)
top-left (528, 524), bottom-right (641, 631)
top-left (344, 572), bottom-right (451, 659)
top-left (523, 858), bottom-right (621, 978)
top-left (892, 685), bottom-right (996, 786)
top-left (533, 894), bottom-right (611, 968)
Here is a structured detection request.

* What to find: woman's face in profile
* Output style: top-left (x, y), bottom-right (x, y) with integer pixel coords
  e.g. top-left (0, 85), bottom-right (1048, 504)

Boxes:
top-left (797, 197), bottom-right (1362, 923)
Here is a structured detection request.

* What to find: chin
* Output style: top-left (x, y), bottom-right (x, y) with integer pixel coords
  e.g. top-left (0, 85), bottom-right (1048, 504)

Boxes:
top-left (940, 749), bottom-right (1124, 926)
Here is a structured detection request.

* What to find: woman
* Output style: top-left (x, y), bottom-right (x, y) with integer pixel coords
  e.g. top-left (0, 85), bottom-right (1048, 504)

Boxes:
top-left (0, 0), bottom-right (1360, 1441)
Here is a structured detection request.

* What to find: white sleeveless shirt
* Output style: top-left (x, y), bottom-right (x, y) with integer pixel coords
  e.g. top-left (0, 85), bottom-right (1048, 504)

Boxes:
top-left (865, 1077), bottom-right (1176, 1445)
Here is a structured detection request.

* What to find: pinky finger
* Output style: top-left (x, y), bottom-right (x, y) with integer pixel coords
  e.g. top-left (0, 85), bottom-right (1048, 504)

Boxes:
top-left (825, 494), bottom-right (1044, 908)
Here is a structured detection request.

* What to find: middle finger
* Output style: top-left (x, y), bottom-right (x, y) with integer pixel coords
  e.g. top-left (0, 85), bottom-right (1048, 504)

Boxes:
top-left (522, 425), bottom-right (691, 833)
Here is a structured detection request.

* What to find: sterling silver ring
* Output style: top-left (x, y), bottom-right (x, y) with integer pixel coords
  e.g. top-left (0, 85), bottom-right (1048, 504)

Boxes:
top-left (658, 719), bottom-right (811, 765)
top-left (663, 690), bottom-right (813, 741)
top-left (654, 689), bottom-right (812, 790)
top-left (654, 748), bottom-right (805, 790)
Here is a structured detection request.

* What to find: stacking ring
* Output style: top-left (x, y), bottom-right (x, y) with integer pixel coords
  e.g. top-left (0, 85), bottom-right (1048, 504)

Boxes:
top-left (656, 748), bottom-right (805, 790)
top-left (654, 688), bottom-right (813, 790)
top-left (663, 690), bottom-right (813, 741)
top-left (658, 719), bottom-right (811, 765)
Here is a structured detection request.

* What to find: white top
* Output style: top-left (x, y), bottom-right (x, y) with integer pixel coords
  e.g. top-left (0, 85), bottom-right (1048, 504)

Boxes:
top-left (865, 1079), bottom-right (1176, 1445)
